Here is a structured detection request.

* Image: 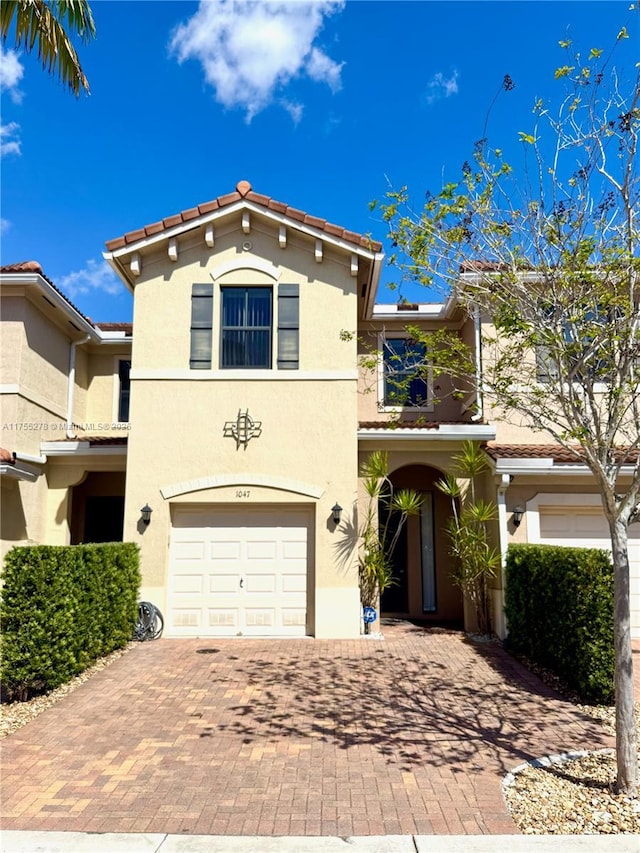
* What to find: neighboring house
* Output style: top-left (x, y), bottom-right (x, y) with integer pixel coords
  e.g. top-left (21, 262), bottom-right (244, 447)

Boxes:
top-left (1, 182), bottom-right (638, 639)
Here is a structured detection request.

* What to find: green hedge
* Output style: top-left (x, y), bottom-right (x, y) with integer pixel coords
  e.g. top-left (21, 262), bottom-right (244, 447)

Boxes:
top-left (504, 544), bottom-right (614, 704)
top-left (1, 542), bottom-right (140, 699)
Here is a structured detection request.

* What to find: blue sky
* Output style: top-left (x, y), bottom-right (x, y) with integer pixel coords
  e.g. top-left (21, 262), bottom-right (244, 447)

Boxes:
top-left (1, 1), bottom-right (638, 322)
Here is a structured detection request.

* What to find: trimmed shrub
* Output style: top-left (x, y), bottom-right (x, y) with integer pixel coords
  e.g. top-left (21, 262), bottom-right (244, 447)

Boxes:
top-left (505, 544), bottom-right (614, 704)
top-left (1, 542), bottom-right (140, 699)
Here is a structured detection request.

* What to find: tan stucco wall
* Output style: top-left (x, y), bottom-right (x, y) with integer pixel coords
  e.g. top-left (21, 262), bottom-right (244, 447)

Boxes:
top-left (129, 223), bottom-right (359, 373)
top-left (84, 347), bottom-right (132, 431)
top-left (357, 320), bottom-right (469, 424)
top-left (122, 216), bottom-right (364, 637)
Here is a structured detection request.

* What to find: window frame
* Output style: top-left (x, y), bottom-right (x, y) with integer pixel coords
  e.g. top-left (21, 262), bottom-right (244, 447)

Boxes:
top-left (377, 333), bottom-right (434, 412)
top-left (220, 285), bottom-right (273, 370)
top-left (116, 358), bottom-right (131, 423)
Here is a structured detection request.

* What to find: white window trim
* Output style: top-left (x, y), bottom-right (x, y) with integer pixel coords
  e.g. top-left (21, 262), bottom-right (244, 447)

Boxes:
top-left (377, 332), bottom-right (434, 413)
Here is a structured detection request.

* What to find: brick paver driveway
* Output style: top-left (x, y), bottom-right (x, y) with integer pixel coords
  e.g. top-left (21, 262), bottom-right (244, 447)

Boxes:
top-left (1, 623), bottom-right (614, 837)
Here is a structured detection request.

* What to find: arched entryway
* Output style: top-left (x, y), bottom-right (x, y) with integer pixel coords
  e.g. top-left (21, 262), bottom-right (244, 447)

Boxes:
top-left (381, 463), bottom-right (463, 626)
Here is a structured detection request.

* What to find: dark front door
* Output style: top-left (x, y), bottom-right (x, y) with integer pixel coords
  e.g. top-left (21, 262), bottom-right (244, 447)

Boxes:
top-left (83, 496), bottom-right (125, 543)
top-left (380, 505), bottom-right (409, 614)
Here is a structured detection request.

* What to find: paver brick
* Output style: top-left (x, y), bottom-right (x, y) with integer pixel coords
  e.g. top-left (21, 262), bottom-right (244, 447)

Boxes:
top-left (1, 624), bottom-right (627, 837)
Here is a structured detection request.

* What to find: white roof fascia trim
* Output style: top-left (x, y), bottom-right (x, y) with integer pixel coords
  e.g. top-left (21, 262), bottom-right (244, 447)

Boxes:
top-left (14, 451), bottom-right (46, 464)
top-left (40, 442), bottom-right (127, 457)
top-left (372, 304), bottom-right (448, 319)
top-left (494, 460), bottom-right (636, 477)
top-left (358, 425), bottom-right (496, 441)
top-left (494, 458), bottom-right (555, 471)
top-left (98, 331), bottom-right (132, 341)
top-left (103, 200), bottom-right (381, 263)
top-left (1, 273), bottom-right (100, 341)
top-left (0, 463), bottom-right (39, 481)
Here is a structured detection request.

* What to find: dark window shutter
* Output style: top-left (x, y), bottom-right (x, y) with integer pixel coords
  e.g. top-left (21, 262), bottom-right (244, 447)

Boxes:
top-left (277, 284), bottom-right (299, 369)
top-left (190, 284), bottom-right (213, 369)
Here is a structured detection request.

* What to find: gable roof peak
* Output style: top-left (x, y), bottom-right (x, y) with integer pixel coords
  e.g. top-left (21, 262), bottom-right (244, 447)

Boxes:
top-left (236, 179), bottom-right (252, 197)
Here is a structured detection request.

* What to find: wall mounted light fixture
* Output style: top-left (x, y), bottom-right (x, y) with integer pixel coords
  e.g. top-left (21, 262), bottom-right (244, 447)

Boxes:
top-left (331, 503), bottom-right (343, 525)
top-left (512, 506), bottom-right (524, 528)
top-left (140, 504), bottom-right (153, 526)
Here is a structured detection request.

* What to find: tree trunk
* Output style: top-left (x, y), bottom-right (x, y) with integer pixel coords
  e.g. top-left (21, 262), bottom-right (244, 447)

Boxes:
top-left (610, 518), bottom-right (638, 796)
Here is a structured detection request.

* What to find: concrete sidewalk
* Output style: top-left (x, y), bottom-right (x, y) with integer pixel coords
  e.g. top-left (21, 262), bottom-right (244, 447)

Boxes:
top-left (1, 831), bottom-right (639, 852)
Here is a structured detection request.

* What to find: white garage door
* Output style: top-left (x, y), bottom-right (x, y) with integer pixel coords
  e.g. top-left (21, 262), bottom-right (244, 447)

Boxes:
top-left (168, 506), bottom-right (309, 637)
top-left (539, 508), bottom-right (640, 638)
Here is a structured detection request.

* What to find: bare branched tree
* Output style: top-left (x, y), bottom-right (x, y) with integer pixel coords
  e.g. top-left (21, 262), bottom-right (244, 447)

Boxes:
top-left (374, 25), bottom-right (640, 793)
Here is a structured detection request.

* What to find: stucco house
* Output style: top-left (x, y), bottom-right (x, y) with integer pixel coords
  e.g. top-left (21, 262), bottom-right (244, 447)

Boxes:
top-left (1, 181), bottom-right (638, 639)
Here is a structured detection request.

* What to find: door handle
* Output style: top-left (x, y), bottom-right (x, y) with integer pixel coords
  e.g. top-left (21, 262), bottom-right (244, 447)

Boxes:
top-left (239, 578), bottom-right (244, 588)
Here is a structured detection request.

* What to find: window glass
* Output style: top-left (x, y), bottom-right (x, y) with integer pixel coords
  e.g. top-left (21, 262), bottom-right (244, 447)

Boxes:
top-left (118, 360), bottom-right (131, 422)
top-left (221, 287), bottom-right (272, 368)
top-left (383, 338), bottom-right (429, 407)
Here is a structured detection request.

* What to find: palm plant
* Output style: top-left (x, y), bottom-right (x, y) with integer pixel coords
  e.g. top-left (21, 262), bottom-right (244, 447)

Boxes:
top-left (1, 1), bottom-right (96, 95)
top-left (359, 450), bottom-right (423, 622)
top-left (437, 441), bottom-right (501, 636)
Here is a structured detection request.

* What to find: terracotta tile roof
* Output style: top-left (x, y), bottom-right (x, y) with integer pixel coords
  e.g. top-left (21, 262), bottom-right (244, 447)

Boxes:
top-left (105, 180), bottom-right (382, 253)
top-left (0, 448), bottom-right (15, 464)
top-left (1, 261), bottom-right (96, 328)
top-left (96, 322), bottom-right (133, 334)
top-left (87, 436), bottom-right (128, 446)
top-left (359, 420), bottom-right (474, 430)
top-left (47, 435), bottom-right (128, 446)
top-left (485, 443), bottom-right (639, 464)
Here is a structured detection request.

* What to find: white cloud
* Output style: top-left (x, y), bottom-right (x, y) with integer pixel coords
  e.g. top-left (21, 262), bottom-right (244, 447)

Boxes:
top-left (0, 122), bottom-right (21, 157)
top-left (0, 46), bottom-right (24, 103)
top-left (170, 0), bottom-right (345, 121)
top-left (0, 218), bottom-right (10, 234)
top-left (281, 99), bottom-right (303, 124)
top-left (424, 69), bottom-right (459, 105)
top-left (58, 259), bottom-right (122, 298)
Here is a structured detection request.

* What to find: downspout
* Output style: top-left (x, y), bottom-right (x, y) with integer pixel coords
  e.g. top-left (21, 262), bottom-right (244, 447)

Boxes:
top-left (66, 335), bottom-right (90, 438)
top-left (496, 473), bottom-right (512, 639)
top-left (471, 303), bottom-right (484, 421)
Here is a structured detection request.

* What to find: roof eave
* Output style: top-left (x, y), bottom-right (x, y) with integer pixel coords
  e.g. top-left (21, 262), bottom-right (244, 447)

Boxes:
top-left (0, 272), bottom-right (101, 341)
top-left (358, 424), bottom-right (496, 441)
top-left (104, 199), bottom-right (382, 270)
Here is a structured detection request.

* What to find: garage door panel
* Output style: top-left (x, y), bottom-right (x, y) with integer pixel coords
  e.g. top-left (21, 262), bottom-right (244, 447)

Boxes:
top-left (172, 541), bottom-right (206, 560)
top-left (172, 574), bottom-right (204, 594)
top-left (245, 573), bottom-right (276, 593)
top-left (282, 574), bottom-right (306, 593)
top-left (283, 539), bottom-right (306, 558)
top-left (208, 609), bottom-right (239, 629)
top-left (209, 573), bottom-right (240, 594)
top-left (246, 540), bottom-right (277, 560)
top-left (169, 507), bottom-right (309, 637)
top-left (539, 506), bottom-right (639, 639)
top-left (210, 540), bottom-right (242, 560)
top-left (245, 609), bottom-right (275, 629)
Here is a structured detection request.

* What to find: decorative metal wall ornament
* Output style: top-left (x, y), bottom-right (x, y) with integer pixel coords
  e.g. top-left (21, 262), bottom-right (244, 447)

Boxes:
top-left (224, 409), bottom-right (262, 449)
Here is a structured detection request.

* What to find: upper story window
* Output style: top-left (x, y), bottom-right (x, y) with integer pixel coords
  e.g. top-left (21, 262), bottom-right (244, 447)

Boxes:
top-left (188, 282), bottom-right (300, 371)
top-left (118, 360), bottom-right (131, 422)
top-left (221, 286), bottom-right (272, 369)
top-left (382, 337), bottom-right (432, 409)
top-left (535, 308), bottom-right (613, 384)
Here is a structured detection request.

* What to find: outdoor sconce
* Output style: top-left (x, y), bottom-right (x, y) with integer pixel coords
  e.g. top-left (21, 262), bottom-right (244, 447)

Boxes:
top-left (140, 504), bottom-right (153, 526)
top-left (512, 506), bottom-right (524, 528)
top-left (331, 503), bottom-right (343, 525)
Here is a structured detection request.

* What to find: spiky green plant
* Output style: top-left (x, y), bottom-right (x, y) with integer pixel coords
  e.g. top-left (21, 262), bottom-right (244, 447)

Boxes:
top-left (437, 441), bottom-right (501, 635)
top-left (359, 451), bottom-right (423, 616)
